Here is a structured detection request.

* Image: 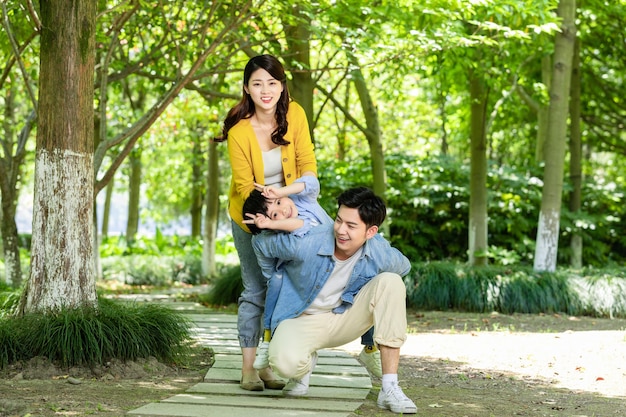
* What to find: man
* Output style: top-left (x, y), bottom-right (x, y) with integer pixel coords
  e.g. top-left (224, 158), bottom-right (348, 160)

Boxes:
top-left (251, 187), bottom-right (417, 414)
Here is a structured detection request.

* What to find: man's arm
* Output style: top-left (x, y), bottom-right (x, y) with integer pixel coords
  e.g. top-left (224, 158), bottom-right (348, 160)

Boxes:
top-left (369, 235), bottom-right (411, 276)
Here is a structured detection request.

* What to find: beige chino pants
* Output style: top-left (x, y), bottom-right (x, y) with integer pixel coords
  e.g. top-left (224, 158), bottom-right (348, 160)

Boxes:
top-left (268, 272), bottom-right (408, 380)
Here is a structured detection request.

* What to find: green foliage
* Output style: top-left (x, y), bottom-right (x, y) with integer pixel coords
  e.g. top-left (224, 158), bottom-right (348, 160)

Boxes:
top-left (101, 255), bottom-right (205, 286)
top-left (99, 232), bottom-right (203, 258)
top-left (0, 297), bottom-right (191, 369)
top-left (0, 286), bottom-right (20, 318)
top-left (496, 270), bottom-right (581, 315)
top-left (319, 153), bottom-right (626, 266)
top-left (573, 267), bottom-right (626, 318)
top-left (407, 262), bottom-right (624, 318)
top-left (99, 233), bottom-right (216, 286)
top-left (560, 170), bottom-right (626, 265)
top-left (202, 265), bottom-right (243, 307)
top-left (0, 316), bottom-right (20, 367)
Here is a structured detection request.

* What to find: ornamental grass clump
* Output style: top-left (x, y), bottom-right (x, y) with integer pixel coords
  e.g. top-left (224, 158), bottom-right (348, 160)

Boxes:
top-left (405, 261), bottom-right (624, 317)
top-left (0, 297), bottom-right (192, 369)
top-left (203, 264), bottom-right (243, 306)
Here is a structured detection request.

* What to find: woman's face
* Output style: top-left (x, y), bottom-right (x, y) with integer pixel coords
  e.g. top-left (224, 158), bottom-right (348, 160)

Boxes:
top-left (244, 68), bottom-right (284, 112)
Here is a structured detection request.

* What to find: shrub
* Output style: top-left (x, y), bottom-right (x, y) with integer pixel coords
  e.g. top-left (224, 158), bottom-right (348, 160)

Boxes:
top-left (101, 255), bottom-right (206, 286)
top-left (318, 153), bottom-right (626, 266)
top-left (202, 265), bottom-right (243, 307)
top-left (0, 297), bottom-right (192, 369)
top-left (406, 261), bottom-right (625, 318)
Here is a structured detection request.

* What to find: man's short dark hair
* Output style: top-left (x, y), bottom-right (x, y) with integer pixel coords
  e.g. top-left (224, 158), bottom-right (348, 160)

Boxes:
top-left (336, 187), bottom-right (386, 228)
top-left (242, 189), bottom-right (269, 235)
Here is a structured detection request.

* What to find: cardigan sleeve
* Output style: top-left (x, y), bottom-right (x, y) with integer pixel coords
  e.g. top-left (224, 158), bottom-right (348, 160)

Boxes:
top-left (286, 102), bottom-right (317, 181)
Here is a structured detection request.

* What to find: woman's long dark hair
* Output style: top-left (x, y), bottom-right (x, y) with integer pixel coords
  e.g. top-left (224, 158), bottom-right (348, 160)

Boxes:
top-left (215, 55), bottom-right (290, 145)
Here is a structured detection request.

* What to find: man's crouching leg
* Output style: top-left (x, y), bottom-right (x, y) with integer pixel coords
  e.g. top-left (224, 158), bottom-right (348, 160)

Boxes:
top-left (268, 315), bottom-right (322, 396)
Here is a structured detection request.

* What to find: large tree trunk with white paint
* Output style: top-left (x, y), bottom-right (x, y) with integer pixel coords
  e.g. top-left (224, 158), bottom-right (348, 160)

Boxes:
top-left (20, 0), bottom-right (97, 314)
top-left (533, 0), bottom-right (576, 272)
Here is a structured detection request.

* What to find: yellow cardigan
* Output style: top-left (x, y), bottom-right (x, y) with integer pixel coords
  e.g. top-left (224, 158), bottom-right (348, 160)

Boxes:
top-left (227, 101), bottom-right (317, 232)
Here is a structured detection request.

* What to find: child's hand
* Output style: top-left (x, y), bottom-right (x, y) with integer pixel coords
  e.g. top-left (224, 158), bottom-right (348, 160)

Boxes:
top-left (254, 182), bottom-right (282, 199)
top-left (243, 212), bottom-right (272, 229)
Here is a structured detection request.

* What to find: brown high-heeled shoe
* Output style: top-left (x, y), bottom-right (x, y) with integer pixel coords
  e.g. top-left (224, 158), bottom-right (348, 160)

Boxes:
top-left (258, 366), bottom-right (286, 390)
top-left (240, 379), bottom-right (265, 391)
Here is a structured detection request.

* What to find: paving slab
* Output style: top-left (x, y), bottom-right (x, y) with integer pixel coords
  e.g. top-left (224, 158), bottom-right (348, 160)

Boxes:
top-left (161, 393), bottom-right (361, 411)
top-left (126, 310), bottom-right (373, 417)
top-left (186, 382), bottom-right (371, 400)
top-left (128, 402), bottom-right (352, 417)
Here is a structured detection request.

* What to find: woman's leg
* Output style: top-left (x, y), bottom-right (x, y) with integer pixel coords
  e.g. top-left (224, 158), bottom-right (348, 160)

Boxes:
top-left (231, 220), bottom-right (283, 390)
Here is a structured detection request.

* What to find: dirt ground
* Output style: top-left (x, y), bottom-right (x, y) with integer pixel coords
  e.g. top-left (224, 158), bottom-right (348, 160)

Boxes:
top-left (348, 311), bottom-right (626, 416)
top-left (1, 310), bottom-right (625, 417)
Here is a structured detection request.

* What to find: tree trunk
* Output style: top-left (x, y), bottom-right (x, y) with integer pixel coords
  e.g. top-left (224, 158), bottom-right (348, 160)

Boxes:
top-left (0, 189), bottom-right (20, 287)
top-left (535, 55), bottom-right (552, 162)
top-left (349, 55), bottom-right (388, 236)
top-left (0, 192), bottom-right (3, 264)
top-left (283, 5), bottom-right (314, 140)
top-left (534, 0), bottom-right (576, 272)
top-left (1, 85), bottom-right (24, 287)
top-left (21, 0), bottom-right (97, 314)
top-left (202, 140), bottom-right (220, 278)
top-left (436, 53), bottom-right (449, 155)
top-left (336, 86), bottom-right (349, 161)
top-left (568, 37), bottom-right (582, 269)
top-left (101, 177), bottom-right (114, 237)
top-left (190, 133), bottom-right (204, 238)
top-left (126, 148), bottom-right (141, 241)
top-left (468, 69), bottom-right (489, 266)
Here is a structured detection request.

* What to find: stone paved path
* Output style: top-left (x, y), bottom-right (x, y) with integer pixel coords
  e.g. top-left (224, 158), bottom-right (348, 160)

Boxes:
top-left (127, 301), bottom-right (372, 417)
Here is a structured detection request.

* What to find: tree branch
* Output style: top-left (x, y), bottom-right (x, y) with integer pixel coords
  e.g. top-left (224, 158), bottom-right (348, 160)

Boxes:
top-left (94, 1), bottom-right (255, 195)
top-left (1, 3), bottom-right (38, 110)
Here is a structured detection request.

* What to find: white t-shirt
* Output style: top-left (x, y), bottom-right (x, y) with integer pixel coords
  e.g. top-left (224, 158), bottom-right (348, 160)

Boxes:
top-left (262, 147), bottom-right (284, 187)
top-left (304, 247), bottom-right (363, 315)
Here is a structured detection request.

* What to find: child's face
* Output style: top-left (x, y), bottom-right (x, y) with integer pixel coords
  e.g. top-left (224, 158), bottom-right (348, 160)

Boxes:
top-left (265, 197), bottom-right (298, 220)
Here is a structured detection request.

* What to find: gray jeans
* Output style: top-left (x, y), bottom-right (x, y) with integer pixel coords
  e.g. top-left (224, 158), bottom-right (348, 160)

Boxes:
top-left (232, 220), bottom-right (265, 348)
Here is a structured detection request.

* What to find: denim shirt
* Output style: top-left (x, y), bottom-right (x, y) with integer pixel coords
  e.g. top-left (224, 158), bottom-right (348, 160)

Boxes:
top-left (289, 176), bottom-right (334, 236)
top-left (252, 222), bottom-right (411, 334)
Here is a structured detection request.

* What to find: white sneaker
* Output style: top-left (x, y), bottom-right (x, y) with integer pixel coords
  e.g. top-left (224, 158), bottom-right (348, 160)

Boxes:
top-left (282, 352), bottom-right (318, 397)
top-left (253, 341), bottom-right (270, 370)
top-left (377, 383), bottom-right (417, 414)
top-left (359, 346), bottom-right (383, 378)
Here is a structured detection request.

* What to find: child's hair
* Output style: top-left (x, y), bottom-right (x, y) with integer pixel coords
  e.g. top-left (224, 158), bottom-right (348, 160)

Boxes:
top-left (242, 189), bottom-right (269, 235)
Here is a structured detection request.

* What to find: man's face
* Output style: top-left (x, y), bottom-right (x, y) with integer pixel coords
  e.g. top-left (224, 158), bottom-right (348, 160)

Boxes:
top-left (265, 197), bottom-right (298, 221)
top-left (333, 205), bottom-right (378, 260)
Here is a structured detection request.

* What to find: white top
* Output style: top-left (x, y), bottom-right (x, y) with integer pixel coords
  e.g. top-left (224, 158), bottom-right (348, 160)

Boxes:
top-left (262, 147), bottom-right (284, 187)
top-left (304, 247), bottom-right (363, 314)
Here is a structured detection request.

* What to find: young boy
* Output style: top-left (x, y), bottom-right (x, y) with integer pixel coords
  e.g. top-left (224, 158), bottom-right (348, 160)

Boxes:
top-left (243, 175), bottom-right (331, 237)
top-left (242, 175), bottom-right (332, 370)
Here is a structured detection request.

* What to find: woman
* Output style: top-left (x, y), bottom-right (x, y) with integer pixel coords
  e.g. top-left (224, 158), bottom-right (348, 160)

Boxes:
top-left (215, 54), bottom-right (317, 391)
